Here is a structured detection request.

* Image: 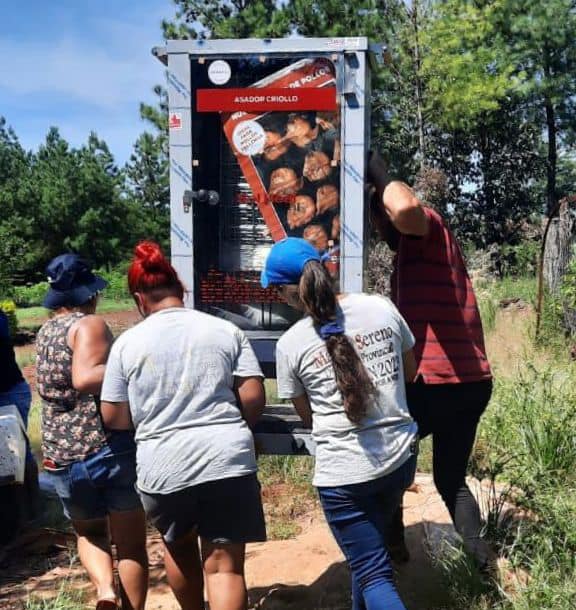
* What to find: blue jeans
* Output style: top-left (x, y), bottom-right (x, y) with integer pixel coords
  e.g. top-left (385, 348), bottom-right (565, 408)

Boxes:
top-left (0, 380), bottom-right (34, 464)
top-left (318, 455), bottom-right (416, 610)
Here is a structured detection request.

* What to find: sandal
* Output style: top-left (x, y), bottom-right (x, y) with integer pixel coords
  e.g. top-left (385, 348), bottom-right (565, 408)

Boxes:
top-left (96, 599), bottom-right (118, 610)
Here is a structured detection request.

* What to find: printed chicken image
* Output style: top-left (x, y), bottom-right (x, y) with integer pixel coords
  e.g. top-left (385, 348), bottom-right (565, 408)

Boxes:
top-left (303, 151), bottom-right (331, 182)
top-left (263, 130), bottom-right (291, 161)
top-left (303, 224), bottom-right (329, 252)
top-left (287, 195), bottom-right (316, 229)
top-left (285, 112), bottom-right (319, 148)
top-left (316, 184), bottom-right (339, 214)
top-left (331, 214), bottom-right (341, 240)
top-left (269, 167), bottom-right (303, 198)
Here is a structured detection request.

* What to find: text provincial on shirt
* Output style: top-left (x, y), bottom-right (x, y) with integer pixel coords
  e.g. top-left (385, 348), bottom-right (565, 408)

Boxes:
top-left (313, 325), bottom-right (400, 386)
top-left (356, 326), bottom-right (399, 386)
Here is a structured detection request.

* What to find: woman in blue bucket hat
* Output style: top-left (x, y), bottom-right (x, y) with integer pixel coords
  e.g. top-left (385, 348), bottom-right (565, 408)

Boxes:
top-left (36, 254), bottom-right (148, 610)
top-left (262, 237), bottom-right (418, 610)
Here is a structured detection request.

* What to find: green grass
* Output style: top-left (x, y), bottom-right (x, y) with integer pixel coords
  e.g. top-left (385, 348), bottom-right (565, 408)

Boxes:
top-left (487, 275), bottom-right (537, 305)
top-left (416, 436), bottom-right (433, 474)
top-left (16, 348), bottom-right (36, 369)
top-left (475, 275), bottom-right (537, 334)
top-left (96, 298), bottom-right (135, 313)
top-left (27, 399), bottom-right (42, 457)
top-left (258, 455), bottom-right (316, 540)
top-left (441, 357), bottom-right (576, 609)
top-left (16, 305), bottom-right (48, 323)
top-left (25, 584), bottom-right (85, 610)
top-left (16, 298), bottom-right (135, 324)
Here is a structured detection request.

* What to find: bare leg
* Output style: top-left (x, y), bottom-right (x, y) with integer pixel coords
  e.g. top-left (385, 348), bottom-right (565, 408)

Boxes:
top-left (201, 540), bottom-right (247, 610)
top-left (163, 530), bottom-right (204, 610)
top-left (109, 509), bottom-right (149, 610)
top-left (73, 518), bottom-right (116, 602)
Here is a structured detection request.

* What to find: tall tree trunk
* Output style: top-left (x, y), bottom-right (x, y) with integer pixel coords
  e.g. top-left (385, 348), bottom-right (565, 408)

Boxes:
top-left (411, 0), bottom-right (426, 164)
top-left (536, 50), bottom-right (562, 335)
top-left (543, 49), bottom-right (558, 216)
top-left (479, 122), bottom-right (495, 249)
top-left (545, 95), bottom-right (558, 215)
top-left (413, 6), bottom-right (426, 163)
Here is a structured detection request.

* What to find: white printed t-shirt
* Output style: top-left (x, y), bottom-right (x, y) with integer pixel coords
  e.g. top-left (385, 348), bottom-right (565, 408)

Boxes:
top-left (276, 293), bottom-right (418, 487)
top-left (101, 307), bottom-right (263, 495)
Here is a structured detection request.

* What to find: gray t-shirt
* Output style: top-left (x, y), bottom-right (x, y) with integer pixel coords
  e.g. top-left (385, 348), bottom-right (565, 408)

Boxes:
top-left (276, 293), bottom-right (418, 487)
top-left (101, 307), bottom-right (263, 494)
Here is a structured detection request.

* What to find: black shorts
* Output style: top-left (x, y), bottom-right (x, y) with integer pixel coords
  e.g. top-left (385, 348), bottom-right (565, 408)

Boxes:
top-left (139, 473), bottom-right (267, 545)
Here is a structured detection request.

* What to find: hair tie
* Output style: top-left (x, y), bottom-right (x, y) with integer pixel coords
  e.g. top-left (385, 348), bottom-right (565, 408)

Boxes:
top-left (319, 320), bottom-right (345, 339)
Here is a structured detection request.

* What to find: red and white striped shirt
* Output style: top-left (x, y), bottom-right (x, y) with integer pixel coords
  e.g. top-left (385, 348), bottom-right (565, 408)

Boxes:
top-left (391, 207), bottom-right (492, 384)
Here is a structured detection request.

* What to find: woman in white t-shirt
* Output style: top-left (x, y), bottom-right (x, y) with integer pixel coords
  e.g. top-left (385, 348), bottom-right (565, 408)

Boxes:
top-left (100, 241), bottom-right (266, 610)
top-left (261, 238), bottom-right (418, 610)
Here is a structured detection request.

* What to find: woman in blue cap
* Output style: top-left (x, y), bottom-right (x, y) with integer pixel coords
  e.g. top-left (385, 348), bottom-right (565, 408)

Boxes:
top-left (262, 238), bottom-right (418, 610)
top-left (36, 254), bottom-right (148, 610)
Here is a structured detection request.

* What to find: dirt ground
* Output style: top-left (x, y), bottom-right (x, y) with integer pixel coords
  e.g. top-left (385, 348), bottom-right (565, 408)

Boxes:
top-left (0, 475), bottom-right (456, 610)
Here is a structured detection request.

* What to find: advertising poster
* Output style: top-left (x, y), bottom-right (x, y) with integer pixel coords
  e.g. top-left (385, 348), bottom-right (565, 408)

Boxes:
top-left (195, 57), bottom-right (341, 327)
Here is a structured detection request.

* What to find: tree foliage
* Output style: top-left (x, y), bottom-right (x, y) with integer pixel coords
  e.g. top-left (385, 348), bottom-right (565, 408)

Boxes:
top-left (423, 0), bottom-right (576, 216)
top-left (3, 0), bottom-right (576, 289)
top-left (0, 119), bottom-right (167, 286)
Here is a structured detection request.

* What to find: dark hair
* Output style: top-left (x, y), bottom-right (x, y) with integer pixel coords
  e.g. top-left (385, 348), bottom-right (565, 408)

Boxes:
top-left (298, 261), bottom-right (376, 424)
top-left (287, 111), bottom-right (317, 129)
top-left (128, 241), bottom-right (184, 302)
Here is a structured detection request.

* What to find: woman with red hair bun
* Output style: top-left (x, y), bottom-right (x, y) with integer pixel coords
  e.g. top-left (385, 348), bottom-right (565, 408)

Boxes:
top-left (101, 241), bottom-right (267, 610)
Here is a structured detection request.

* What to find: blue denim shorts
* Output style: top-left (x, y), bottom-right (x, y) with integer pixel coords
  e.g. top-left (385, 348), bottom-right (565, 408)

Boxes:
top-left (45, 433), bottom-right (142, 521)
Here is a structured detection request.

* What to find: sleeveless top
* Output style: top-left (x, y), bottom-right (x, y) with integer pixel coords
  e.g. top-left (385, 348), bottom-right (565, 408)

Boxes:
top-left (0, 311), bottom-right (24, 393)
top-left (36, 312), bottom-right (108, 464)
top-left (391, 207), bottom-right (492, 384)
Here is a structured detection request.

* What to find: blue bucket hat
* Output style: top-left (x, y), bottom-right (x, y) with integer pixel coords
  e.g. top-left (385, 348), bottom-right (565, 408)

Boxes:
top-left (43, 254), bottom-right (108, 309)
top-left (261, 238), bottom-right (321, 288)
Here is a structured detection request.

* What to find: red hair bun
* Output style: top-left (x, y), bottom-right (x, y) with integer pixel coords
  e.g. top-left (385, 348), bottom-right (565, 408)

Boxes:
top-left (133, 241), bottom-right (171, 274)
top-left (128, 241), bottom-right (184, 299)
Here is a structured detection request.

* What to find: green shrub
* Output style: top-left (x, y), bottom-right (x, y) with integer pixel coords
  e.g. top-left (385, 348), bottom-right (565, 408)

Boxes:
top-left (12, 264), bottom-right (131, 307)
top-left (462, 363), bottom-right (576, 609)
top-left (12, 282), bottom-right (49, 307)
top-left (476, 291), bottom-right (497, 333)
top-left (500, 241), bottom-right (540, 277)
top-left (97, 267), bottom-right (130, 300)
top-left (0, 299), bottom-right (18, 335)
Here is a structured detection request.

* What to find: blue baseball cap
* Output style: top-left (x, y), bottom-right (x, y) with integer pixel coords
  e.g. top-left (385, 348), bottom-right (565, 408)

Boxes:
top-left (261, 238), bottom-right (321, 288)
top-left (43, 254), bottom-right (108, 309)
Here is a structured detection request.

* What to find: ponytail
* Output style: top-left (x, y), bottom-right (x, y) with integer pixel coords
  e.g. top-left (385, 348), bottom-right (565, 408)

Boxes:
top-left (299, 261), bottom-right (375, 424)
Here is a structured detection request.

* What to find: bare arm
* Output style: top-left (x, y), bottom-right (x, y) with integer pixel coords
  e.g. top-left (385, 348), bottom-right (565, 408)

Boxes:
top-left (69, 316), bottom-right (113, 394)
top-left (402, 348), bottom-right (418, 383)
top-left (383, 182), bottom-right (428, 236)
top-left (100, 401), bottom-right (134, 431)
top-left (292, 394), bottom-right (313, 429)
top-left (368, 152), bottom-right (429, 237)
top-left (234, 376), bottom-right (266, 429)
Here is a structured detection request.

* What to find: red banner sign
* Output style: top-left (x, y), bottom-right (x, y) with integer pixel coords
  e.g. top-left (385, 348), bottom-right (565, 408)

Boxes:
top-left (197, 87), bottom-right (337, 112)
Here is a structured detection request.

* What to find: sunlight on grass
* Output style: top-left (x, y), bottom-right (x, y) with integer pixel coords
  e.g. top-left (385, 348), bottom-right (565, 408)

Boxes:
top-left (16, 298), bottom-right (135, 325)
top-left (25, 582), bottom-right (85, 610)
top-left (27, 400), bottom-right (42, 458)
top-left (16, 348), bottom-right (36, 369)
